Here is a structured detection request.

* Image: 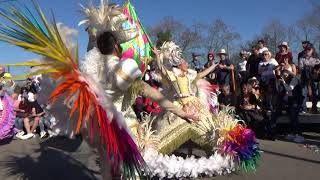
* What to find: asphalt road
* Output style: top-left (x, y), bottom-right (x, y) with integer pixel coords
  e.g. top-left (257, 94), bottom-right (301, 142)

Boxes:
top-left (0, 133), bottom-right (320, 180)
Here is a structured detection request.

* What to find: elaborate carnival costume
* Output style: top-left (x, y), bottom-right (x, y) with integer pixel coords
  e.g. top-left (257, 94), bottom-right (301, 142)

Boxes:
top-left (137, 41), bottom-right (261, 178)
top-left (0, 73), bottom-right (16, 141)
top-left (0, 0), bottom-right (260, 179)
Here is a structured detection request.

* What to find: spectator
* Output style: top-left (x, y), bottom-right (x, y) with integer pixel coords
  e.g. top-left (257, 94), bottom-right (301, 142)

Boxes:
top-left (15, 89), bottom-right (35, 140)
top-left (277, 55), bottom-right (297, 76)
top-left (30, 66), bottom-right (42, 93)
top-left (261, 81), bottom-right (278, 140)
top-left (299, 44), bottom-right (320, 113)
top-left (248, 77), bottom-right (262, 107)
top-left (298, 41), bottom-right (311, 65)
top-left (204, 51), bottom-right (216, 84)
top-left (191, 53), bottom-right (202, 72)
top-left (258, 39), bottom-right (268, 54)
top-left (12, 93), bottom-right (25, 138)
top-left (236, 83), bottom-right (264, 131)
top-left (310, 64), bottom-right (320, 113)
top-left (247, 46), bottom-right (262, 78)
top-left (1, 72), bottom-right (15, 95)
top-left (216, 49), bottom-right (234, 87)
top-left (273, 69), bottom-right (304, 142)
top-left (237, 50), bottom-right (248, 85)
top-left (275, 42), bottom-right (293, 64)
top-left (218, 84), bottom-right (236, 110)
top-left (258, 50), bottom-right (278, 87)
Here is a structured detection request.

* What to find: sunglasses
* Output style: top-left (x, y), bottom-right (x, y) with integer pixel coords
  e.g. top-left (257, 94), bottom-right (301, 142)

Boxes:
top-left (263, 54), bottom-right (269, 56)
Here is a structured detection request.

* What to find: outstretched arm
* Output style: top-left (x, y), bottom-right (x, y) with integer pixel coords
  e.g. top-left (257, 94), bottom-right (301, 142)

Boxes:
top-left (196, 62), bottom-right (218, 80)
top-left (139, 81), bottom-right (198, 122)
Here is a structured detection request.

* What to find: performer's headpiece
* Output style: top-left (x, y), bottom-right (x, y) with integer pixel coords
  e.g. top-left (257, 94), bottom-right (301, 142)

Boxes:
top-left (79, 0), bottom-right (138, 43)
top-left (160, 41), bottom-right (184, 67)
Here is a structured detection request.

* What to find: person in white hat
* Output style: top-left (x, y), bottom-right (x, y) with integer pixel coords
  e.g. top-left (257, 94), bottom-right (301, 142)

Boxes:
top-left (275, 41), bottom-right (293, 65)
top-left (216, 49), bottom-right (234, 86)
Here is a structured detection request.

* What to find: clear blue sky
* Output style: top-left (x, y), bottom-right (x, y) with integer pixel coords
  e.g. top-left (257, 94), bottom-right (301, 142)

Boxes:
top-left (0, 0), bottom-right (314, 75)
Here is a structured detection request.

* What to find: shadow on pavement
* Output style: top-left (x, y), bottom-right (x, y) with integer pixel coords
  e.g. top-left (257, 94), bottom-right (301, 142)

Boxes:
top-left (39, 135), bottom-right (83, 152)
top-left (0, 136), bottom-right (99, 180)
top-left (0, 136), bottom-right (13, 146)
top-left (261, 149), bottom-right (320, 165)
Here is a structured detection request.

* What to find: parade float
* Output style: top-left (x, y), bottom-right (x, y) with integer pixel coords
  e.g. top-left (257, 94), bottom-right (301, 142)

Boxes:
top-left (0, 0), bottom-right (260, 179)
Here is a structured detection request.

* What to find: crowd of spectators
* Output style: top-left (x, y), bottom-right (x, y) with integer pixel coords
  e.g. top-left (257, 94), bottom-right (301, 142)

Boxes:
top-left (206, 40), bottom-right (319, 142)
top-left (0, 68), bottom-right (55, 140)
top-left (133, 39), bottom-right (320, 143)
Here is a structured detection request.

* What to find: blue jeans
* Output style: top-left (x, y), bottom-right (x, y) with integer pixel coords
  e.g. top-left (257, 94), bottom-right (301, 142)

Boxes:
top-left (301, 85), bottom-right (308, 111)
top-left (311, 81), bottom-right (320, 110)
top-left (39, 117), bottom-right (51, 132)
top-left (15, 118), bottom-right (24, 130)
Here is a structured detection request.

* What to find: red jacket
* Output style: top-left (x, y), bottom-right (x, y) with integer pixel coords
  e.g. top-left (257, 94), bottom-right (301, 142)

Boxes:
top-left (275, 52), bottom-right (293, 64)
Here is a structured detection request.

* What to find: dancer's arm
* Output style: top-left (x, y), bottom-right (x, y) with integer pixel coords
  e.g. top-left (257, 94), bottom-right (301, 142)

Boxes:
top-left (139, 81), bottom-right (198, 122)
top-left (196, 62), bottom-right (218, 80)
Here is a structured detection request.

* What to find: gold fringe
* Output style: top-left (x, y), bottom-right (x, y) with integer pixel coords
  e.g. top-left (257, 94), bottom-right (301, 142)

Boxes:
top-left (121, 79), bottom-right (143, 111)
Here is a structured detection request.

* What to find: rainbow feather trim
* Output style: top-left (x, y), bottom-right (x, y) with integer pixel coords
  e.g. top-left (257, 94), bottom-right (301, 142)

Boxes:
top-left (0, 2), bottom-right (145, 178)
top-left (222, 124), bottom-right (260, 172)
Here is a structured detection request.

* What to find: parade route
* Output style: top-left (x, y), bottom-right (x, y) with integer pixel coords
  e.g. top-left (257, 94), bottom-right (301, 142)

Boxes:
top-left (1, 133), bottom-right (320, 180)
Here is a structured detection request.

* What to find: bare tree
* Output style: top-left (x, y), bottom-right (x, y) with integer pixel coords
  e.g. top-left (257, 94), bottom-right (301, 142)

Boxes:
top-left (148, 17), bottom-right (204, 55)
top-left (178, 21), bottom-right (205, 52)
top-left (147, 16), bottom-right (184, 44)
top-left (285, 25), bottom-right (301, 53)
top-left (203, 19), bottom-right (240, 54)
top-left (297, 18), bottom-right (314, 42)
top-left (261, 20), bottom-right (287, 55)
top-left (297, 3), bottom-right (320, 52)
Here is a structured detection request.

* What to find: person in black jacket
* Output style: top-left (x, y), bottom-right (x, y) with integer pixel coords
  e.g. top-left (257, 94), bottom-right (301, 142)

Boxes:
top-left (247, 46), bottom-right (262, 78)
top-left (204, 51), bottom-right (217, 84)
top-left (236, 83), bottom-right (264, 131)
top-left (218, 84), bottom-right (236, 110)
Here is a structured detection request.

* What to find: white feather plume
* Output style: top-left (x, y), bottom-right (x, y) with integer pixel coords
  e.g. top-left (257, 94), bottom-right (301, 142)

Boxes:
top-left (79, 0), bottom-right (138, 43)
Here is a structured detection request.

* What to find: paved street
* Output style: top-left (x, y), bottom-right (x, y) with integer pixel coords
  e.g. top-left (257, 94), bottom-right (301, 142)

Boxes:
top-left (0, 133), bottom-right (320, 180)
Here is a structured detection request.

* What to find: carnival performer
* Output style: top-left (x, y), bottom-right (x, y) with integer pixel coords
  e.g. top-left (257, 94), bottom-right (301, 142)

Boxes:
top-left (0, 1), bottom-right (197, 179)
top-left (138, 42), bottom-right (260, 178)
top-left (150, 41), bottom-right (220, 153)
top-left (0, 1), bottom-right (260, 178)
top-left (0, 84), bottom-right (15, 141)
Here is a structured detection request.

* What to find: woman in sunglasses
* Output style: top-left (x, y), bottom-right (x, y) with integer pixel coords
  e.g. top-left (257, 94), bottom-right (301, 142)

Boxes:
top-left (258, 50), bottom-right (279, 87)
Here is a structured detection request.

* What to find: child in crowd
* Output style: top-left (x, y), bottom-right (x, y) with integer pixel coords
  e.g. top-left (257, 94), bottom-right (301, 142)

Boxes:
top-left (236, 83), bottom-right (264, 134)
top-left (218, 84), bottom-right (236, 110)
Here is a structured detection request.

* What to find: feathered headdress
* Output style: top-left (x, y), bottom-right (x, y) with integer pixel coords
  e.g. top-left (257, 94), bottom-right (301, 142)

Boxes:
top-left (79, 0), bottom-right (138, 43)
top-left (160, 41), bottom-right (184, 67)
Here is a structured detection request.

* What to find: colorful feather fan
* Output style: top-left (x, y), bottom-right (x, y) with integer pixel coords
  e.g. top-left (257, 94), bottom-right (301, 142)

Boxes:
top-left (121, 0), bottom-right (154, 73)
top-left (0, 1), bottom-right (145, 178)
